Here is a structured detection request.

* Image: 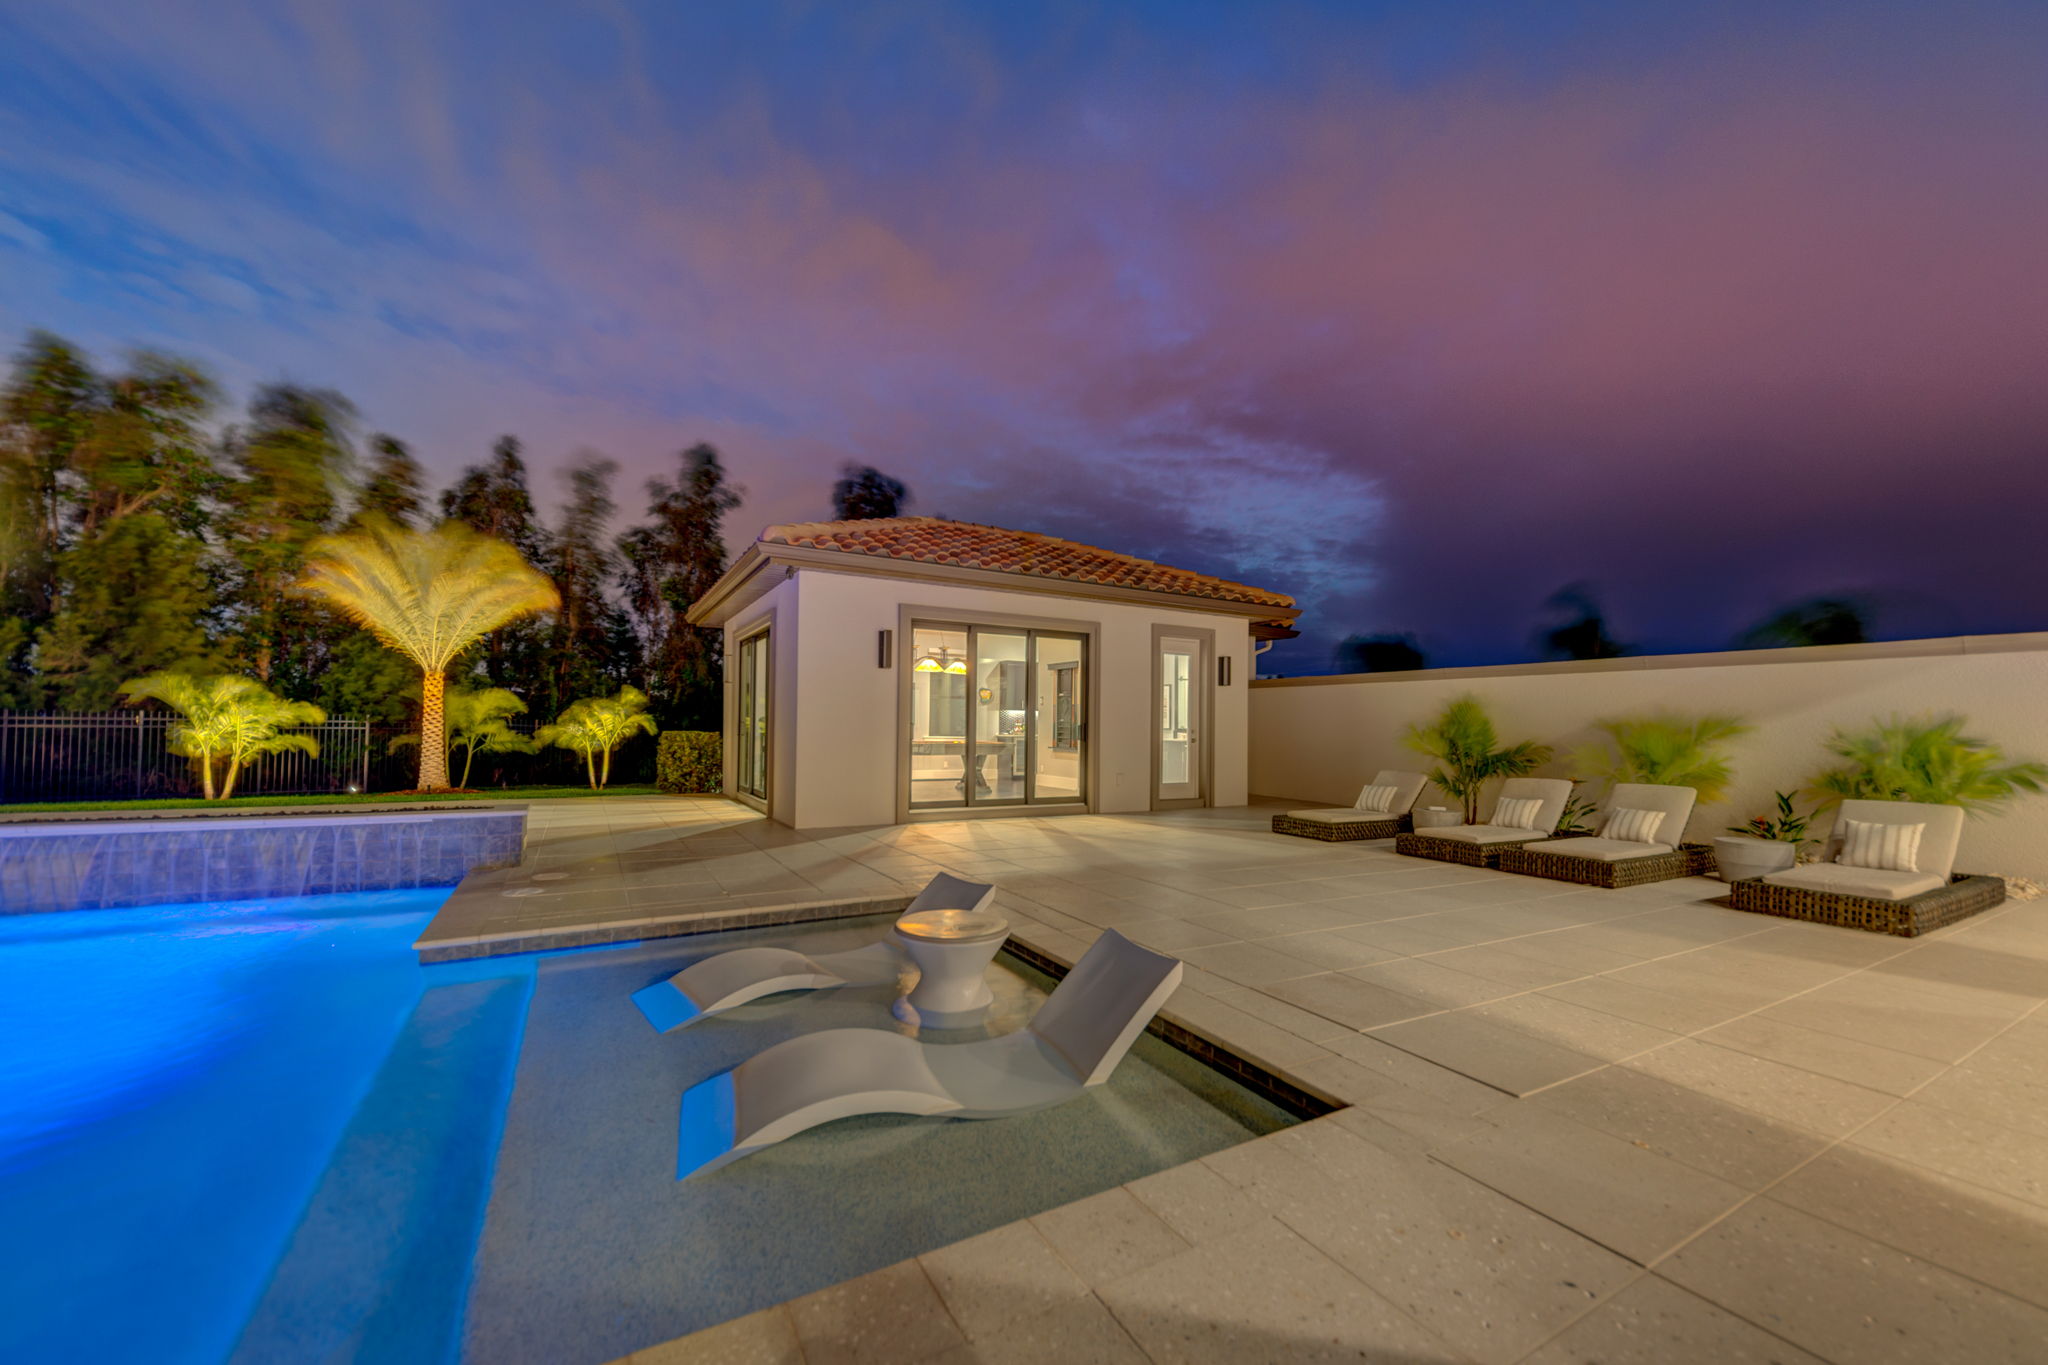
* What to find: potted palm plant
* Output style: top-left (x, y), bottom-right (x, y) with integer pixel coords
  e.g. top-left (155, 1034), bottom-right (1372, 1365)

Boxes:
top-left (1716, 791), bottom-right (1808, 883)
top-left (1807, 714), bottom-right (2048, 811)
top-left (1403, 696), bottom-right (1553, 824)
top-left (1573, 713), bottom-right (1749, 803)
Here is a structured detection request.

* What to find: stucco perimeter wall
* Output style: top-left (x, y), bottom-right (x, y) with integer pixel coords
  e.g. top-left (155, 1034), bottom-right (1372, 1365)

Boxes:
top-left (1249, 633), bottom-right (2048, 883)
top-left (779, 569), bottom-right (1254, 828)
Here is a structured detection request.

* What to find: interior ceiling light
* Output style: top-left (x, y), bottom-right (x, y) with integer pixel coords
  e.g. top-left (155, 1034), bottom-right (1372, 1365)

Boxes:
top-left (944, 660), bottom-right (968, 674)
top-left (913, 656), bottom-right (942, 672)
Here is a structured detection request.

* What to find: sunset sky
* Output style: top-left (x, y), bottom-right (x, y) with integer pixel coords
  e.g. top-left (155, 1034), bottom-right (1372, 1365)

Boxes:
top-left (3, 1), bottom-right (2044, 672)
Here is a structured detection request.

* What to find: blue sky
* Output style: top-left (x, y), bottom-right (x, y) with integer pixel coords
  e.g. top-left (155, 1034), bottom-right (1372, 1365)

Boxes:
top-left (3, 1), bottom-right (2045, 671)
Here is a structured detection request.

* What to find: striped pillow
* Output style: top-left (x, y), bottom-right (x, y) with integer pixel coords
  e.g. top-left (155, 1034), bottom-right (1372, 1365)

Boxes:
top-left (1354, 783), bottom-right (1400, 813)
top-left (1492, 796), bottom-right (1543, 830)
top-left (1837, 818), bottom-right (1924, 873)
top-left (1601, 807), bottom-right (1666, 844)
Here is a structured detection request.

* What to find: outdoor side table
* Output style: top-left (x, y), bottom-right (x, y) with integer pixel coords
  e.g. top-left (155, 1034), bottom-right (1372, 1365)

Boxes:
top-left (1411, 807), bottom-right (1464, 830)
top-left (893, 907), bottom-right (1010, 1027)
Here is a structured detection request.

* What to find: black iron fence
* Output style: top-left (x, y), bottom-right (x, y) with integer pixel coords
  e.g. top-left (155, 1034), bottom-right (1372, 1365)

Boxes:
top-left (0, 711), bottom-right (660, 802)
top-left (0, 712), bottom-right (372, 804)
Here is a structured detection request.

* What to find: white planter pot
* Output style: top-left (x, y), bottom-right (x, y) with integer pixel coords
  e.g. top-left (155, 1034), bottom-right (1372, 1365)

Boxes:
top-left (1714, 836), bottom-right (1797, 884)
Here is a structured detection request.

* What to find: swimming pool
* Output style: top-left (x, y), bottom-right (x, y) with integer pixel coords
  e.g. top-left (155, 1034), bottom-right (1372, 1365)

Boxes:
top-left (0, 896), bottom-right (1294, 1364)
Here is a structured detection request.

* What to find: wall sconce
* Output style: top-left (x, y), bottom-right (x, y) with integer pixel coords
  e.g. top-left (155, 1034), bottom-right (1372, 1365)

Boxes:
top-left (1218, 656), bottom-right (1233, 687)
top-left (878, 629), bottom-right (893, 668)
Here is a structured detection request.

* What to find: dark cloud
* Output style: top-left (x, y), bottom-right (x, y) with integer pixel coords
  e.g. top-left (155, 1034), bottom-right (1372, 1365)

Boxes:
top-left (2, 1), bottom-right (2043, 673)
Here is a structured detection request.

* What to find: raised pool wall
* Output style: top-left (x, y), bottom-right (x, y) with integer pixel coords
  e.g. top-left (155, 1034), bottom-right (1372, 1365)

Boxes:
top-left (0, 808), bottom-right (526, 914)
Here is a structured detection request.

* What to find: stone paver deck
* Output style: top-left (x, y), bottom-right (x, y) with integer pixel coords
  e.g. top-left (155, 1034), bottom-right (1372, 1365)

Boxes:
top-left (443, 795), bottom-right (2048, 1364)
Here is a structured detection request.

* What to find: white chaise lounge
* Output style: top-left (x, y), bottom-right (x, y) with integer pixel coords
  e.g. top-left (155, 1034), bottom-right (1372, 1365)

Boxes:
top-left (1271, 769), bottom-right (1428, 841)
top-left (631, 871), bottom-right (997, 1032)
top-left (1393, 777), bottom-right (1572, 867)
top-left (1730, 799), bottom-right (2005, 936)
top-left (674, 928), bottom-right (1184, 1178)
top-left (1498, 783), bottom-right (1708, 887)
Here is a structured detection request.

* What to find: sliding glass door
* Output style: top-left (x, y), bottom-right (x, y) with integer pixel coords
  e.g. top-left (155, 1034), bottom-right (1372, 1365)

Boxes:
top-left (908, 622), bottom-right (1085, 809)
top-left (735, 629), bottom-right (769, 801)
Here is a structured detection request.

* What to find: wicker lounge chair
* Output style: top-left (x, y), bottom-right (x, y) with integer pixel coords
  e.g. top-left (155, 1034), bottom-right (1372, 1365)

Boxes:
top-left (1271, 770), bottom-right (1428, 841)
top-left (674, 928), bottom-right (1183, 1178)
top-left (1394, 778), bottom-right (1573, 868)
top-left (1497, 783), bottom-right (1712, 888)
top-left (1730, 799), bottom-right (2005, 936)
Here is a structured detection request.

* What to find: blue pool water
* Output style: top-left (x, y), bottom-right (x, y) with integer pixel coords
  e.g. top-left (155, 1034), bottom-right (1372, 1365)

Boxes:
top-left (0, 890), bottom-right (532, 1365)
top-left (0, 898), bottom-right (1293, 1365)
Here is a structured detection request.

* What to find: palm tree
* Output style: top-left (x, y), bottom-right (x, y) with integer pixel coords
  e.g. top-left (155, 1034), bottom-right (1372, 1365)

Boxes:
top-left (1808, 715), bottom-right (2048, 812)
top-left (538, 686), bottom-right (659, 789)
top-left (1574, 714), bottom-right (1751, 804)
top-left (393, 685), bottom-right (535, 789)
top-left (295, 516), bottom-right (558, 790)
top-left (122, 670), bottom-right (325, 800)
top-left (1403, 695), bottom-right (1554, 823)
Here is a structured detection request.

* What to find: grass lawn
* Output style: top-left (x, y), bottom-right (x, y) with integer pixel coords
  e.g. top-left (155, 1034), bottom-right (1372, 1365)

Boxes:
top-left (0, 785), bottom-right (669, 815)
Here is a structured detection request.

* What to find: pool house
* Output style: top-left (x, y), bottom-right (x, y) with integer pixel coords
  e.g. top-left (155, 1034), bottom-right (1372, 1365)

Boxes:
top-left (686, 518), bottom-right (1301, 828)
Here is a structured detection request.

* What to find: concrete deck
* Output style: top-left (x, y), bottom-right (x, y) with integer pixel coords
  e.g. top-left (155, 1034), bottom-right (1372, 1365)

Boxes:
top-left (445, 795), bottom-right (2047, 1364)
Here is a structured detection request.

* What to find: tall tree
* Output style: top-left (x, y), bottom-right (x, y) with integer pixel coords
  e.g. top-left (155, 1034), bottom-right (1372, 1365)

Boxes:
top-left (545, 451), bottom-right (632, 714)
top-left (296, 517), bottom-right (559, 790)
top-left (830, 463), bottom-right (910, 520)
top-left (37, 513), bottom-right (217, 710)
top-left (618, 443), bottom-right (742, 728)
top-left (1335, 633), bottom-right (1426, 672)
top-left (1739, 596), bottom-right (1870, 649)
top-left (1535, 583), bottom-right (1631, 661)
top-left (218, 384), bottom-right (356, 689)
top-left (0, 333), bottom-right (95, 628)
top-left (352, 434), bottom-right (428, 528)
top-left (440, 435), bottom-right (551, 691)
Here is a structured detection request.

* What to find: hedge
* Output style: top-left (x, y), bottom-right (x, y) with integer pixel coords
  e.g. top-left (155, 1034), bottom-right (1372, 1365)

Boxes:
top-left (656, 730), bottom-right (722, 794)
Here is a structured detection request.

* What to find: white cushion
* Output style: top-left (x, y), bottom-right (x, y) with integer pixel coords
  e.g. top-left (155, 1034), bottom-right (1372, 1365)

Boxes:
top-left (1763, 862), bottom-right (1945, 901)
top-left (1522, 837), bottom-right (1675, 862)
top-left (1493, 796), bottom-right (1543, 831)
top-left (1354, 783), bottom-right (1400, 813)
top-left (1601, 807), bottom-right (1666, 844)
top-left (1287, 809), bottom-right (1394, 825)
top-left (1837, 818), bottom-right (1924, 873)
top-left (1425, 824), bottom-right (1543, 845)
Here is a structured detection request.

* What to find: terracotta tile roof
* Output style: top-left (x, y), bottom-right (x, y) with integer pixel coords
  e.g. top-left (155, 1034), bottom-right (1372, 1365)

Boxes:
top-left (760, 517), bottom-right (1296, 612)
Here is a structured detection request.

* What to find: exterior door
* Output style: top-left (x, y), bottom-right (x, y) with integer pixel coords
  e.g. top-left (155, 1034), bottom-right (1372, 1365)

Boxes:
top-left (735, 629), bottom-right (769, 802)
top-left (1156, 635), bottom-right (1202, 803)
top-left (908, 623), bottom-right (1086, 809)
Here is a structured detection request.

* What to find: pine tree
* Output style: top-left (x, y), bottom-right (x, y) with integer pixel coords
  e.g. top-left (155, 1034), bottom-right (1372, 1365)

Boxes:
top-left (830, 463), bottom-right (911, 520)
top-left (545, 451), bottom-right (632, 714)
top-left (618, 443), bottom-right (742, 728)
top-left (37, 512), bottom-right (217, 710)
top-left (440, 435), bottom-right (552, 693)
top-left (352, 434), bottom-right (428, 528)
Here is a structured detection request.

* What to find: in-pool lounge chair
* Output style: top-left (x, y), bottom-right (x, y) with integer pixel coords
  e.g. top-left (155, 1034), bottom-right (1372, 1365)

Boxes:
top-left (1271, 770), bottom-right (1429, 842)
top-left (1498, 783), bottom-right (1713, 888)
top-left (631, 871), bottom-right (997, 1032)
top-left (674, 928), bottom-right (1183, 1178)
top-left (1729, 798), bottom-right (2005, 936)
top-left (1394, 778), bottom-right (1572, 868)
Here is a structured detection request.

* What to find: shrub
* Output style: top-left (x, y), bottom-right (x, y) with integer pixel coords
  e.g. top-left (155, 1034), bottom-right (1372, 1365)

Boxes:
top-left (657, 730), bottom-right (723, 794)
top-left (1573, 713), bottom-right (1750, 804)
top-left (1807, 714), bottom-right (2048, 812)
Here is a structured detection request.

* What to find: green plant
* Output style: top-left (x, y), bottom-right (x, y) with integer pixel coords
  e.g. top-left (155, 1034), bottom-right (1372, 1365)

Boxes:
top-left (1807, 714), bottom-right (2048, 813)
top-left (1727, 791), bottom-right (1811, 845)
top-left (1555, 785), bottom-right (1600, 834)
top-left (1402, 695), bottom-right (1554, 824)
top-left (392, 685), bottom-right (535, 789)
top-left (1573, 713), bottom-right (1750, 804)
top-left (539, 686), bottom-right (659, 789)
top-left (294, 516), bottom-right (559, 790)
top-left (656, 730), bottom-right (722, 794)
top-left (121, 670), bottom-right (325, 800)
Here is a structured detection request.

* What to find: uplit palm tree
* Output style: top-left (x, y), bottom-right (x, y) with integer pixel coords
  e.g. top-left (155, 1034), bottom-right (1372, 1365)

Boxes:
top-left (537, 685), bottom-right (659, 789)
top-left (392, 685), bottom-right (535, 789)
top-left (295, 516), bottom-right (558, 790)
top-left (1808, 715), bottom-right (2048, 812)
top-left (1574, 714), bottom-right (1751, 804)
top-left (122, 670), bottom-right (325, 800)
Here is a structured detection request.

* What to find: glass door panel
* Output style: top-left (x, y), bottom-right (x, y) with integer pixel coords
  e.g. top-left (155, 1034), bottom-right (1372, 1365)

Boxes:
top-left (736, 630), bottom-right (769, 800)
top-left (907, 625), bottom-right (970, 808)
top-left (1031, 633), bottom-right (1084, 803)
top-left (973, 630), bottom-right (1028, 803)
top-left (1158, 636), bottom-right (1200, 802)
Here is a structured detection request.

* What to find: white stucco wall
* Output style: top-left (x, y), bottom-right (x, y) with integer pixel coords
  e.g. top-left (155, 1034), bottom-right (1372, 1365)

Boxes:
top-left (1248, 634), bottom-right (2048, 882)
top-left (729, 568), bottom-right (1256, 829)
